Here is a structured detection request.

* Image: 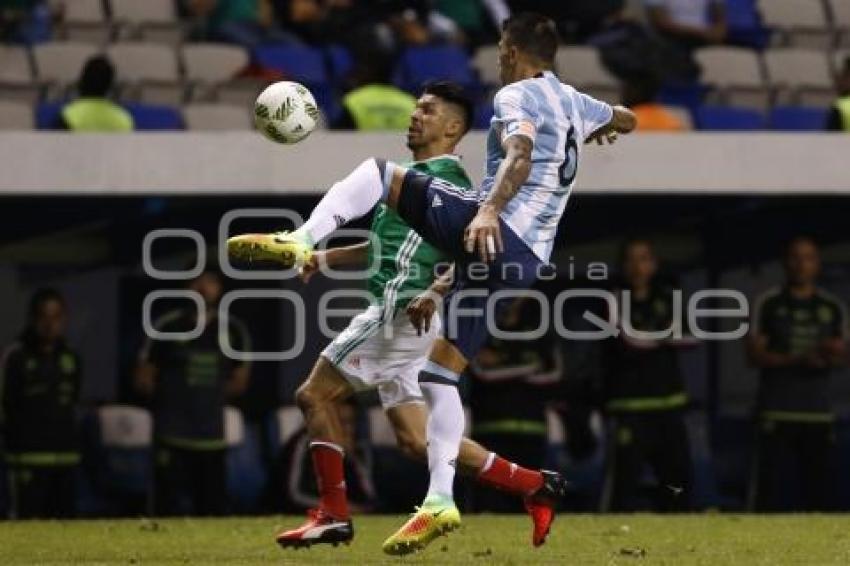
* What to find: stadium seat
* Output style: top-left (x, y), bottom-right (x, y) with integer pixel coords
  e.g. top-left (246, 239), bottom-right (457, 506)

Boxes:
top-left (395, 46), bottom-right (477, 92)
top-left (0, 46), bottom-right (38, 103)
top-left (54, 0), bottom-right (112, 46)
top-left (474, 101), bottom-right (494, 130)
top-left (769, 105), bottom-right (829, 130)
top-left (252, 45), bottom-right (331, 110)
top-left (472, 45), bottom-right (500, 87)
top-left (181, 43), bottom-right (249, 101)
top-left (125, 103), bottom-right (183, 130)
top-left (33, 41), bottom-right (98, 100)
top-left (183, 103), bottom-right (252, 130)
top-left (107, 43), bottom-right (184, 105)
top-left (758, 0), bottom-right (832, 49)
top-left (326, 45), bottom-right (354, 84)
top-left (0, 101), bottom-right (34, 130)
top-left (695, 46), bottom-right (769, 111)
top-left (555, 46), bottom-right (620, 104)
top-left (87, 405), bottom-right (154, 515)
top-left (834, 49), bottom-right (850, 76)
top-left (832, 0), bottom-right (850, 47)
top-left (763, 48), bottom-right (836, 107)
top-left (695, 106), bottom-right (765, 130)
top-left (111, 0), bottom-right (184, 45)
top-left (725, 0), bottom-right (770, 48)
top-left (224, 406), bottom-right (266, 512)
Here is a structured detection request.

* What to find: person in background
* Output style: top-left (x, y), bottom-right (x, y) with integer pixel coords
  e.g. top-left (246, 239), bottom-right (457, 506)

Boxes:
top-left (182, 0), bottom-right (298, 48)
top-left (271, 0), bottom-right (355, 46)
top-left (826, 57), bottom-right (850, 132)
top-left (278, 398), bottom-right (377, 514)
top-left (748, 237), bottom-right (847, 511)
top-left (334, 47), bottom-right (417, 130)
top-left (434, 0), bottom-right (510, 46)
top-left (134, 270), bottom-right (251, 516)
top-left (622, 78), bottom-right (687, 132)
top-left (468, 295), bottom-right (562, 512)
top-left (57, 56), bottom-right (133, 132)
top-left (644, 0), bottom-right (726, 49)
top-left (0, 288), bottom-right (82, 518)
top-left (600, 238), bottom-right (696, 512)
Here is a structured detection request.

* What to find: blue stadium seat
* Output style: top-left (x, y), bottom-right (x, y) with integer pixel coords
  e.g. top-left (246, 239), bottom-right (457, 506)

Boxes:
top-left (125, 103), bottom-right (183, 130)
top-left (769, 106), bottom-right (829, 131)
top-left (253, 45), bottom-right (328, 85)
top-left (394, 46), bottom-right (477, 93)
top-left (325, 45), bottom-right (353, 84)
top-left (474, 102), bottom-right (493, 130)
top-left (35, 101), bottom-right (63, 129)
top-left (725, 0), bottom-right (770, 48)
top-left (695, 105), bottom-right (765, 130)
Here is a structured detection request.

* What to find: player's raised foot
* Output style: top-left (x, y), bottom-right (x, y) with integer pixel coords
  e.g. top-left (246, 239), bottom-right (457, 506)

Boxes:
top-left (227, 230), bottom-right (312, 268)
top-left (275, 508), bottom-right (353, 549)
top-left (382, 495), bottom-right (461, 556)
top-left (524, 470), bottom-right (569, 547)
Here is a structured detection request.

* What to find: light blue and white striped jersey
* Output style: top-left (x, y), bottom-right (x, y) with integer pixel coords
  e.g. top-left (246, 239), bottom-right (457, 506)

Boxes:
top-left (480, 70), bottom-right (613, 261)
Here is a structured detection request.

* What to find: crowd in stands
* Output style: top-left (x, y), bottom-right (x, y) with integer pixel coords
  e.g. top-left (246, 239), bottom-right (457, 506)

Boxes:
top-left (1, 0), bottom-right (850, 132)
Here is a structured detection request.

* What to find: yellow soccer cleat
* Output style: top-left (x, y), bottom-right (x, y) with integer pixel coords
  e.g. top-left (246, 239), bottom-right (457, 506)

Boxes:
top-left (227, 231), bottom-right (312, 268)
top-left (382, 498), bottom-right (461, 556)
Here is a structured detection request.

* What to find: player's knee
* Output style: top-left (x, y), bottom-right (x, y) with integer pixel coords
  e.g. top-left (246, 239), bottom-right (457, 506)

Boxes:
top-left (294, 381), bottom-right (324, 413)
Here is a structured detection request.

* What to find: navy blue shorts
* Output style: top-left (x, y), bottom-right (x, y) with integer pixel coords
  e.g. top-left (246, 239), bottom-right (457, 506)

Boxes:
top-left (395, 168), bottom-right (546, 361)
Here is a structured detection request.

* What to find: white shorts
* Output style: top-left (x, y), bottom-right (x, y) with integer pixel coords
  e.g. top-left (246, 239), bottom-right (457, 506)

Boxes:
top-left (322, 305), bottom-right (440, 409)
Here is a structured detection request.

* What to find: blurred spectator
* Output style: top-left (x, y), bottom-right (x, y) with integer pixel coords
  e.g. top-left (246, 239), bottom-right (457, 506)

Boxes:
top-left (1, 288), bottom-right (81, 519)
top-left (334, 48), bottom-right (417, 130)
top-left (600, 239), bottom-right (695, 512)
top-left (644, 0), bottom-right (726, 49)
top-left (468, 296), bottom-right (561, 512)
top-left (434, 0), bottom-right (509, 45)
top-left (623, 78), bottom-right (687, 131)
top-left (57, 56), bottom-right (134, 133)
top-left (271, 0), bottom-right (356, 45)
top-left (134, 270), bottom-right (251, 516)
top-left (747, 237), bottom-right (847, 511)
top-left (183, 0), bottom-right (300, 48)
top-left (826, 57), bottom-right (850, 132)
top-left (276, 398), bottom-right (376, 513)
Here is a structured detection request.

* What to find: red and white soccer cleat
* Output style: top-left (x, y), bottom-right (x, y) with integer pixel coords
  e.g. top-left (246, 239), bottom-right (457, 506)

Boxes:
top-left (275, 508), bottom-right (354, 549)
top-left (524, 470), bottom-right (569, 547)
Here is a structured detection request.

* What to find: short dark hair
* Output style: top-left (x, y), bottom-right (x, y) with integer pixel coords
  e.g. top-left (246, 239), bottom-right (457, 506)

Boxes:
top-left (78, 55), bottom-right (116, 97)
top-left (619, 237), bottom-right (655, 264)
top-left (502, 12), bottom-right (558, 65)
top-left (422, 80), bottom-right (474, 134)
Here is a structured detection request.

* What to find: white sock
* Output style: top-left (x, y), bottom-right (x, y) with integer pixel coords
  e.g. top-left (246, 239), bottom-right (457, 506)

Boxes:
top-left (419, 363), bottom-right (464, 503)
top-left (297, 158), bottom-right (393, 244)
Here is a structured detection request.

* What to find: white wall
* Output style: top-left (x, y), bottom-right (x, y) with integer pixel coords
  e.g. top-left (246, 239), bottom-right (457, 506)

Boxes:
top-left (1, 132), bottom-right (849, 194)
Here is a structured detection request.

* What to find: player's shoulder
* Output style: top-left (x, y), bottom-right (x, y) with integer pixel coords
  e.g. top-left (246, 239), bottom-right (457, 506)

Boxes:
top-left (1, 341), bottom-right (24, 369)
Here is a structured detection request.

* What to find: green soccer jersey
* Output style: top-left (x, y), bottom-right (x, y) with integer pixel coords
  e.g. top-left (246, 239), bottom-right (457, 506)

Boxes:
top-left (366, 155), bottom-right (473, 311)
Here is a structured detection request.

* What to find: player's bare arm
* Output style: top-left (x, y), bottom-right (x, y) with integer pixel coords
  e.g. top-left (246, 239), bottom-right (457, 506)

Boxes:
top-left (465, 135), bottom-right (533, 262)
top-left (300, 241), bottom-right (369, 283)
top-left (407, 265), bottom-right (455, 335)
top-left (586, 105), bottom-right (638, 146)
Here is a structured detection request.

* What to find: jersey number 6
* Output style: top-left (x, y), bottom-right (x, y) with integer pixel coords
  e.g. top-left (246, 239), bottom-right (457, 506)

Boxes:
top-left (558, 125), bottom-right (578, 187)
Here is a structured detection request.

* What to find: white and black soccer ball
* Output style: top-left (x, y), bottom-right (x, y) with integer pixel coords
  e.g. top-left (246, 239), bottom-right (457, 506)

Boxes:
top-left (254, 81), bottom-right (319, 144)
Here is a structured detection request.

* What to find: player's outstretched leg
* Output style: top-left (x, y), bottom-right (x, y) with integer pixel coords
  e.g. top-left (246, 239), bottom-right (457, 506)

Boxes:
top-left (275, 360), bottom-right (355, 549)
top-left (228, 158), bottom-right (402, 266)
top-left (382, 355), bottom-right (465, 555)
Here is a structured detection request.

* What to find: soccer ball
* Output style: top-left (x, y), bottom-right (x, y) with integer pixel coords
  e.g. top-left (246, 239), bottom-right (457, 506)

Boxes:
top-left (254, 81), bottom-right (319, 144)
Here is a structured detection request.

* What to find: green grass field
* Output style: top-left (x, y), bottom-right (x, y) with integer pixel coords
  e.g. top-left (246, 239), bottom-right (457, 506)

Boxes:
top-left (1, 514), bottom-right (849, 565)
